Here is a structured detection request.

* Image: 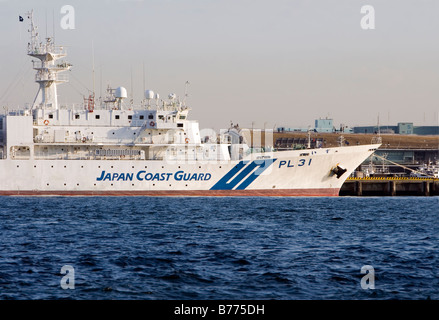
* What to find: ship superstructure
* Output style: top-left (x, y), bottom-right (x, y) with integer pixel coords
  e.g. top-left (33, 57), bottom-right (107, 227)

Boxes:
top-left (0, 12), bottom-right (380, 196)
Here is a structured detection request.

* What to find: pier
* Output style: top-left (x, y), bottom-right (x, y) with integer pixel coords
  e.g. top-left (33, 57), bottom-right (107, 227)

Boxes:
top-left (340, 177), bottom-right (439, 196)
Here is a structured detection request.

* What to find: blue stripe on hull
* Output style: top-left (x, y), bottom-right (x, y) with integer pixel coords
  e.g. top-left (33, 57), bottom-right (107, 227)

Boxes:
top-left (210, 159), bottom-right (277, 190)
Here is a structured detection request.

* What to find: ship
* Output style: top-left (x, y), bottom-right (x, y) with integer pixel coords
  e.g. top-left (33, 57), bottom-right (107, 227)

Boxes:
top-left (0, 12), bottom-right (380, 197)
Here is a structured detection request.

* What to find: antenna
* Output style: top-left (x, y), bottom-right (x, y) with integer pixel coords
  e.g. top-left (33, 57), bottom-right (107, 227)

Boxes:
top-left (130, 65), bottom-right (133, 101)
top-left (45, 9), bottom-right (48, 40)
top-left (143, 62), bottom-right (146, 93)
top-left (28, 10), bottom-right (39, 54)
top-left (92, 40), bottom-right (95, 97)
top-left (100, 66), bottom-right (102, 99)
top-left (372, 113), bottom-right (382, 145)
top-left (183, 80), bottom-right (190, 103)
top-left (86, 40), bottom-right (95, 112)
top-left (52, 9), bottom-right (55, 43)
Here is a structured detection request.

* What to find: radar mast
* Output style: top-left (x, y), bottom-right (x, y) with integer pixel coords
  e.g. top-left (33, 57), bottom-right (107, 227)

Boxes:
top-left (27, 10), bottom-right (71, 110)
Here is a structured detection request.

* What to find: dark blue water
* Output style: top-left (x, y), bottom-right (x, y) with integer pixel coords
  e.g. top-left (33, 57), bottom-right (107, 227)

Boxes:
top-left (0, 196), bottom-right (437, 300)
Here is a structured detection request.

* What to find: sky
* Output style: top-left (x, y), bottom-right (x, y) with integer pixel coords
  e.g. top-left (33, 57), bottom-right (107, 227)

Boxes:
top-left (0, 0), bottom-right (438, 131)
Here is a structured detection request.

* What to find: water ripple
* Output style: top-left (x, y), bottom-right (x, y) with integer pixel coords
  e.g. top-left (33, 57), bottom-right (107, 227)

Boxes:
top-left (0, 196), bottom-right (437, 300)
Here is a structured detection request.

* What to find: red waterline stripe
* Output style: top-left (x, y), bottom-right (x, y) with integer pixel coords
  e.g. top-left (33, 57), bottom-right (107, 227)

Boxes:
top-left (0, 188), bottom-right (340, 197)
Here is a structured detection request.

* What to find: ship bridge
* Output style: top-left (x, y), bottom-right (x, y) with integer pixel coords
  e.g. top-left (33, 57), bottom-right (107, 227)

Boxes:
top-left (0, 11), bottom-right (237, 163)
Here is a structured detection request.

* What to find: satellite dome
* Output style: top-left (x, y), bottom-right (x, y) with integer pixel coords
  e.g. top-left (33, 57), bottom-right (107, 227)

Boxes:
top-left (145, 90), bottom-right (155, 100)
top-left (115, 86), bottom-right (127, 99)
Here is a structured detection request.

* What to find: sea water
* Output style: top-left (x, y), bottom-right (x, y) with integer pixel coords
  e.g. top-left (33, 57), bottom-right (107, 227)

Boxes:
top-left (0, 196), bottom-right (437, 300)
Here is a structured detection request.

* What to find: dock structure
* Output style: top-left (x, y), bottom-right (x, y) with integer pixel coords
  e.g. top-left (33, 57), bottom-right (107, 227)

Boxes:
top-left (272, 131), bottom-right (438, 151)
top-left (340, 177), bottom-right (439, 196)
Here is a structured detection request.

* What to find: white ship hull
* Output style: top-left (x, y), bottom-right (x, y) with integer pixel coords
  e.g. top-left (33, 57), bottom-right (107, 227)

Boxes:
top-left (0, 12), bottom-right (381, 196)
top-left (0, 144), bottom-right (379, 196)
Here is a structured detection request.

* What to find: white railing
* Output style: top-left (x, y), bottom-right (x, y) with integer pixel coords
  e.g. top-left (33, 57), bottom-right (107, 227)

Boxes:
top-left (35, 73), bottom-right (69, 82)
top-left (28, 44), bottom-right (66, 57)
top-left (33, 151), bottom-right (144, 161)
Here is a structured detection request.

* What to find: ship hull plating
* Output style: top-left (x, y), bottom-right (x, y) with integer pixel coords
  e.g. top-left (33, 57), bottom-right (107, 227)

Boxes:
top-left (0, 145), bottom-right (379, 197)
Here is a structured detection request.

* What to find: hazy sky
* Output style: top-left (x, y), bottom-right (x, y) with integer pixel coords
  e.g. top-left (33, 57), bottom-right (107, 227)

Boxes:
top-left (0, 0), bottom-right (438, 130)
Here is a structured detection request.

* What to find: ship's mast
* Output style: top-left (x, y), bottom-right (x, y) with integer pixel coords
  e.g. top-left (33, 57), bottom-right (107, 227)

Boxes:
top-left (27, 10), bottom-right (71, 110)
